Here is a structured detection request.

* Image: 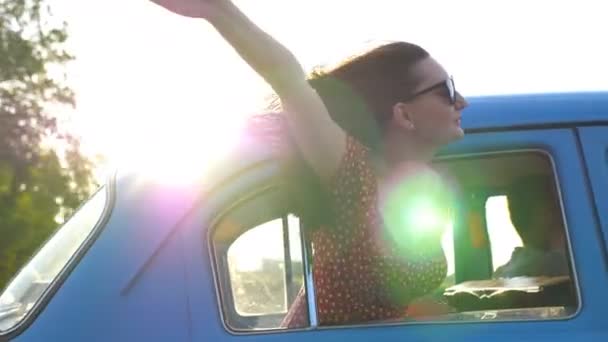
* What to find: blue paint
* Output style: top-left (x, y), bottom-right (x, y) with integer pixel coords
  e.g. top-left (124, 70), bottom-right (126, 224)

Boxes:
top-left (463, 91), bottom-right (608, 131)
top-left (5, 93), bottom-right (608, 341)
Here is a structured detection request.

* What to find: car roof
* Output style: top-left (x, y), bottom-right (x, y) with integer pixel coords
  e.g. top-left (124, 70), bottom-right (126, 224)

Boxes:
top-left (117, 92), bottom-right (608, 189)
top-left (462, 91), bottom-right (608, 132)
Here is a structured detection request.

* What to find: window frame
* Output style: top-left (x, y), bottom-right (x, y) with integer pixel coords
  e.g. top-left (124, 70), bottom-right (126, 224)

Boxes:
top-left (206, 130), bottom-right (589, 336)
top-left (578, 126), bottom-right (608, 253)
top-left (435, 148), bottom-right (580, 318)
top-left (209, 183), bottom-right (313, 332)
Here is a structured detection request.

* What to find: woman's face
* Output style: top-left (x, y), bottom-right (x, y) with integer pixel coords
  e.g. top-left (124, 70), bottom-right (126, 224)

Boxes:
top-left (399, 57), bottom-right (468, 147)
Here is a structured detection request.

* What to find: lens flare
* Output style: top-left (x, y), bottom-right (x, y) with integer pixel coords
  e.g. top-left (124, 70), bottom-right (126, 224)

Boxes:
top-left (404, 198), bottom-right (448, 234)
top-left (380, 167), bottom-right (454, 256)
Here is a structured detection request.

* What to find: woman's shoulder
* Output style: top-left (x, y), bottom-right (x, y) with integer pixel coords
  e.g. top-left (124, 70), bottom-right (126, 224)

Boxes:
top-left (329, 135), bottom-right (376, 184)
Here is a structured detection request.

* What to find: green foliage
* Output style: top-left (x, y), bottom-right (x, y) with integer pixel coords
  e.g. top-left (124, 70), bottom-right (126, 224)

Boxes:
top-left (0, 0), bottom-right (96, 288)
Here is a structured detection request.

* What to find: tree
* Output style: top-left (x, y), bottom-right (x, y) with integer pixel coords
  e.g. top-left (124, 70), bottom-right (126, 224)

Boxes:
top-left (0, 0), bottom-right (97, 288)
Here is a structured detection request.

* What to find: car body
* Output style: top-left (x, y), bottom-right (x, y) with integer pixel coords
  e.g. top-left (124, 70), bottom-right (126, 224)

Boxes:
top-left (1, 92), bottom-right (608, 341)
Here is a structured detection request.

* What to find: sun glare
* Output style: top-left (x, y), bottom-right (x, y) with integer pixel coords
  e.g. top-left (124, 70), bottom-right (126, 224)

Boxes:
top-left (99, 108), bottom-right (246, 185)
top-left (56, 0), bottom-right (608, 187)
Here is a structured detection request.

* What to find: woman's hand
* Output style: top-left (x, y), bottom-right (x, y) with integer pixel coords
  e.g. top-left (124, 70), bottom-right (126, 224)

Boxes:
top-left (149, 0), bottom-right (226, 19)
top-left (406, 295), bottom-right (454, 319)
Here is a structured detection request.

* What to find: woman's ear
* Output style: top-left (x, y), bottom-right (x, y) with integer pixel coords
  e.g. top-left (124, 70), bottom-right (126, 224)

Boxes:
top-left (392, 102), bottom-right (416, 131)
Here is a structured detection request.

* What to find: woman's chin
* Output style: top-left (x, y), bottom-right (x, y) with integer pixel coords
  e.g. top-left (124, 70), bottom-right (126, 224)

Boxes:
top-left (453, 126), bottom-right (465, 140)
top-left (443, 127), bottom-right (465, 144)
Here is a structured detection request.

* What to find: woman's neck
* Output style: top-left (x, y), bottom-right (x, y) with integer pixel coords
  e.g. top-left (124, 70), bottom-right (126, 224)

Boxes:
top-left (375, 135), bottom-right (436, 174)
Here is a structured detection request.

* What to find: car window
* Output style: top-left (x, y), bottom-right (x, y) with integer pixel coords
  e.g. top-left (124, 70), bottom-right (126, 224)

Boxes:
top-left (0, 186), bottom-right (108, 333)
top-left (212, 187), bottom-right (308, 331)
top-left (438, 151), bottom-right (577, 321)
top-left (213, 151), bottom-right (578, 333)
top-left (228, 215), bottom-right (304, 317)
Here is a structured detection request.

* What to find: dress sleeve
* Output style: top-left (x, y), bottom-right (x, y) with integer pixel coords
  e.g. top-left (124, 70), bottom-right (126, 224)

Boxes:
top-left (280, 287), bottom-right (309, 328)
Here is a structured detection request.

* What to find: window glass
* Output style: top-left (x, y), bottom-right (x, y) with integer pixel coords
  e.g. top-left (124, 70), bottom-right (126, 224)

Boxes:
top-left (212, 187), bottom-right (307, 331)
top-left (227, 215), bottom-right (303, 317)
top-left (0, 186), bottom-right (108, 332)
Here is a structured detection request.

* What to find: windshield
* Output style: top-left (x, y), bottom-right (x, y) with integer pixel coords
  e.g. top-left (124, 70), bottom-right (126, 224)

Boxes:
top-left (0, 186), bottom-right (108, 333)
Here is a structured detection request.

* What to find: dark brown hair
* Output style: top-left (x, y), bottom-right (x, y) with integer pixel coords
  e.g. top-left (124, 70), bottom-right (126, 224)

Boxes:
top-left (308, 41), bottom-right (430, 151)
top-left (259, 42), bottom-right (431, 227)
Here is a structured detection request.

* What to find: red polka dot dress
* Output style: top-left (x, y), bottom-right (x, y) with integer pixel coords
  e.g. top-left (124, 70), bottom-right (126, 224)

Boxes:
top-left (281, 135), bottom-right (447, 327)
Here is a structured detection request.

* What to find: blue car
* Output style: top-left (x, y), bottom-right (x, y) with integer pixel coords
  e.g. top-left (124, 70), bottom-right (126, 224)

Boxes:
top-left (1, 92), bottom-right (607, 341)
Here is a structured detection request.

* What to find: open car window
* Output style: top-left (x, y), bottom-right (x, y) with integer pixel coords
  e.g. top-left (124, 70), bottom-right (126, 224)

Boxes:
top-left (435, 151), bottom-right (577, 320)
top-left (211, 150), bottom-right (578, 333)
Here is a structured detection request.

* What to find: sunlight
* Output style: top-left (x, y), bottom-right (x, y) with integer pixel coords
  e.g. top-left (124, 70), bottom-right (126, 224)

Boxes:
top-left (228, 216), bottom-right (303, 272)
top-left (441, 223), bottom-right (455, 276)
top-left (407, 198), bottom-right (450, 234)
top-left (52, 0), bottom-right (608, 175)
top-left (486, 196), bottom-right (524, 270)
top-left (103, 106), bottom-right (246, 185)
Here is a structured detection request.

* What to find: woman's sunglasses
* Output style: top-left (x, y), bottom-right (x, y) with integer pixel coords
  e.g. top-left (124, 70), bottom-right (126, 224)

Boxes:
top-left (406, 76), bottom-right (456, 105)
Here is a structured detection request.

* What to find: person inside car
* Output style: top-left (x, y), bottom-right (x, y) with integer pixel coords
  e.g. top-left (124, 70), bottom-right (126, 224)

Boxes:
top-left (494, 176), bottom-right (570, 279)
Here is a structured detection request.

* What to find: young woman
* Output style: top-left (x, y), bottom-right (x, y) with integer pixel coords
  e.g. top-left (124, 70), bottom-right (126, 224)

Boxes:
top-left (150, 0), bottom-right (468, 326)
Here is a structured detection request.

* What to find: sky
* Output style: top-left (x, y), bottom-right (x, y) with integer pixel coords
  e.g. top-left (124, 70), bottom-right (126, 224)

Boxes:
top-left (51, 0), bottom-right (608, 174)
top-left (48, 0), bottom-right (604, 272)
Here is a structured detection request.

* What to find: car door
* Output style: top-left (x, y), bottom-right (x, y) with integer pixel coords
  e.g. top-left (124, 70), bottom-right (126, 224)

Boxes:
top-left (578, 126), bottom-right (608, 252)
top-left (184, 128), bottom-right (608, 342)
